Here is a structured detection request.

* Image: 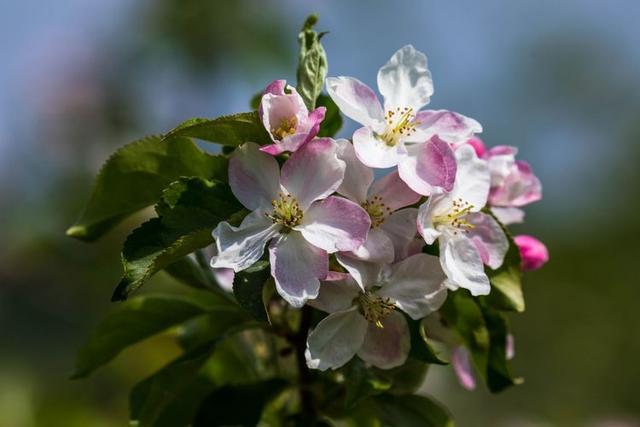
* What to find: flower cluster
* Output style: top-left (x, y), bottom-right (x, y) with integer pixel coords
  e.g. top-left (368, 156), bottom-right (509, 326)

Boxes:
top-left (211, 45), bottom-right (547, 373)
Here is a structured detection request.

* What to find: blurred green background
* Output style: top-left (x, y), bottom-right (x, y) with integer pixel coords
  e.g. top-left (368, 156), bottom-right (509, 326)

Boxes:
top-left (1, 1), bottom-right (638, 426)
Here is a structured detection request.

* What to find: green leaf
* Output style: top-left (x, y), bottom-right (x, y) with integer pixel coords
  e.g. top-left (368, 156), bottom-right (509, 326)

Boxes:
top-left (345, 395), bottom-right (454, 427)
top-left (164, 112), bottom-right (271, 147)
top-left (67, 135), bottom-right (227, 241)
top-left (193, 380), bottom-right (288, 427)
top-left (344, 358), bottom-right (392, 409)
top-left (163, 256), bottom-right (212, 290)
top-left (316, 94), bottom-right (342, 137)
top-left (232, 261), bottom-right (271, 323)
top-left (381, 358), bottom-right (430, 395)
top-left (407, 316), bottom-right (448, 365)
top-left (112, 178), bottom-right (241, 301)
top-left (486, 236), bottom-right (525, 312)
top-left (130, 344), bottom-right (217, 427)
top-left (72, 292), bottom-right (234, 378)
top-left (296, 14), bottom-right (328, 110)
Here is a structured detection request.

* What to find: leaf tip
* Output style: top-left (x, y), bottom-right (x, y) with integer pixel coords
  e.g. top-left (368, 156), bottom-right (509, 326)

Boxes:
top-left (66, 224), bottom-right (88, 239)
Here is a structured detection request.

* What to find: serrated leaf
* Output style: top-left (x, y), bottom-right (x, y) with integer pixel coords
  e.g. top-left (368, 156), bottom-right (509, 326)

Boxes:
top-left (296, 14), bottom-right (328, 110)
top-left (232, 261), bottom-right (271, 323)
top-left (113, 178), bottom-right (241, 301)
top-left (67, 135), bottom-right (227, 241)
top-left (407, 315), bottom-right (448, 365)
top-left (164, 112), bottom-right (271, 147)
top-left (316, 94), bottom-right (342, 137)
top-left (72, 292), bottom-right (235, 378)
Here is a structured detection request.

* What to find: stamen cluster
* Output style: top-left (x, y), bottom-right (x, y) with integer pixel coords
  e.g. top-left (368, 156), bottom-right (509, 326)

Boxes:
top-left (358, 291), bottom-right (396, 328)
top-left (361, 195), bottom-right (392, 228)
top-left (380, 107), bottom-right (418, 146)
top-left (272, 116), bottom-right (298, 141)
top-left (266, 193), bottom-right (304, 228)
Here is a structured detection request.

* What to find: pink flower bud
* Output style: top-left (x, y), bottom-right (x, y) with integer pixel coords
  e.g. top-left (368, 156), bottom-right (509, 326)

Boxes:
top-left (514, 235), bottom-right (548, 271)
top-left (465, 136), bottom-right (487, 158)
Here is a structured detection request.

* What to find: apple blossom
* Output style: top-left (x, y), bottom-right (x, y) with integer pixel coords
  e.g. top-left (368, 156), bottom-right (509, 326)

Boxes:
top-left (326, 45), bottom-right (482, 195)
top-left (417, 145), bottom-right (509, 296)
top-left (305, 254), bottom-right (447, 370)
top-left (514, 235), bottom-right (549, 271)
top-left (211, 140), bottom-right (371, 307)
top-left (258, 79), bottom-right (326, 155)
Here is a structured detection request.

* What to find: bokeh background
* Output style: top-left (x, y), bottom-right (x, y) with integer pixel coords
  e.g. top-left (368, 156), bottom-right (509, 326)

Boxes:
top-left (1, 1), bottom-right (639, 426)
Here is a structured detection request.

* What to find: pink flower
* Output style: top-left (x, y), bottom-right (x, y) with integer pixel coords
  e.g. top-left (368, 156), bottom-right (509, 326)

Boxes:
top-left (417, 145), bottom-right (509, 296)
top-left (326, 45), bottom-right (481, 195)
top-left (259, 80), bottom-right (326, 155)
top-left (335, 139), bottom-right (421, 264)
top-left (211, 140), bottom-right (371, 307)
top-left (305, 254), bottom-right (447, 370)
top-left (514, 235), bottom-right (549, 271)
top-left (483, 145), bottom-right (542, 224)
top-left (453, 136), bottom-right (486, 158)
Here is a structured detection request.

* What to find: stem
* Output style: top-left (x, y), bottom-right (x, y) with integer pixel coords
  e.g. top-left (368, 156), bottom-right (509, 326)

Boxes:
top-left (295, 305), bottom-right (315, 419)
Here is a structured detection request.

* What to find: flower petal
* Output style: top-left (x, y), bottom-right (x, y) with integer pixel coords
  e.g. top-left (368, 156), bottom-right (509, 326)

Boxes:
top-left (306, 307), bottom-right (368, 371)
top-left (377, 45), bottom-right (433, 112)
top-left (336, 253), bottom-right (383, 291)
top-left (325, 76), bottom-right (384, 128)
top-left (451, 144), bottom-right (490, 211)
top-left (269, 232), bottom-right (327, 307)
top-left (379, 208), bottom-right (420, 261)
top-left (211, 210), bottom-right (280, 271)
top-left (229, 142), bottom-right (281, 211)
top-left (411, 110), bottom-right (482, 144)
top-left (452, 346), bottom-right (476, 390)
top-left (489, 160), bottom-right (542, 207)
top-left (440, 235), bottom-right (490, 296)
top-left (348, 227), bottom-right (395, 263)
top-left (308, 277), bottom-right (361, 314)
top-left (491, 207), bottom-right (525, 225)
top-left (398, 136), bottom-right (457, 195)
top-left (260, 106), bottom-right (326, 156)
top-left (368, 171), bottom-right (421, 211)
top-left (297, 196), bottom-right (371, 253)
top-left (378, 253), bottom-right (447, 319)
top-left (353, 126), bottom-right (403, 168)
top-left (336, 138), bottom-right (374, 204)
top-left (514, 235), bottom-right (549, 271)
top-left (416, 198), bottom-right (442, 245)
top-left (357, 310), bottom-right (410, 369)
top-left (467, 212), bottom-right (509, 270)
top-left (260, 86), bottom-right (309, 143)
top-left (280, 138), bottom-right (345, 210)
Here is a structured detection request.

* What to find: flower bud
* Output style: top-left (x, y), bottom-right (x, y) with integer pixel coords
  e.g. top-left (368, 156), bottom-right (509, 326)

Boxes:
top-left (514, 235), bottom-right (548, 271)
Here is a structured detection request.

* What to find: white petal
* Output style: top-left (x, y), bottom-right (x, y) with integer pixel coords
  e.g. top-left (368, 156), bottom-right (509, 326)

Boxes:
top-left (335, 138), bottom-right (374, 204)
top-left (297, 196), bottom-right (371, 253)
top-left (416, 198), bottom-right (442, 245)
top-left (348, 228), bottom-right (395, 263)
top-left (467, 212), bottom-right (509, 269)
top-left (368, 171), bottom-right (421, 211)
top-left (411, 109), bottom-right (483, 145)
top-left (378, 253), bottom-right (447, 319)
top-left (451, 145), bottom-right (491, 211)
top-left (325, 76), bottom-right (385, 128)
top-left (491, 207), bottom-right (525, 225)
top-left (440, 235), bottom-right (490, 296)
top-left (280, 138), bottom-right (345, 210)
top-left (353, 126), bottom-right (402, 169)
top-left (306, 307), bottom-right (368, 370)
top-left (357, 311), bottom-right (410, 369)
top-left (229, 142), bottom-right (281, 211)
top-left (308, 277), bottom-right (361, 313)
top-left (336, 253), bottom-right (384, 291)
top-left (377, 45), bottom-right (433, 112)
top-left (379, 208), bottom-right (420, 261)
top-left (269, 232), bottom-right (327, 307)
top-left (211, 210), bottom-right (280, 271)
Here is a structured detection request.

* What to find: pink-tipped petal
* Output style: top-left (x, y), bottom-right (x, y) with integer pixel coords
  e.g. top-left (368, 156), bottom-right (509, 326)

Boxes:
top-left (326, 76), bottom-right (384, 128)
top-left (308, 276), bottom-right (361, 314)
top-left (229, 142), bottom-right (281, 211)
top-left (379, 208), bottom-right (420, 261)
top-left (348, 228), bottom-right (395, 263)
top-left (280, 138), bottom-right (345, 210)
top-left (398, 136), bottom-right (457, 195)
top-left (467, 212), bottom-right (509, 270)
top-left (464, 136), bottom-right (487, 158)
top-left (353, 126), bottom-right (402, 168)
top-left (357, 311), bottom-right (411, 369)
top-left (336, 139), bottom-right (374, 204)
top-left (377, 253), bottom-right (447, 320)
top-left (514, 235), bottom-right (549, 271)
top-left (412, 110), bottom-right (482, 144)
top-left (269, 232), bottom-right (328, 307)
top-left (336, 253), bottom-right (384, 291)
top-left (377, 45), bottom-right (433, 112)
top-left (452, 346), bottom-right (476, 390)
top-left (297, 196), bottom-right (371, 253)
top-left (213, 268), bottom-right (235, 292)
top-left (368, 171), bottom-right (421, 211)
top-left (491, 207), bottom-right (525, 225)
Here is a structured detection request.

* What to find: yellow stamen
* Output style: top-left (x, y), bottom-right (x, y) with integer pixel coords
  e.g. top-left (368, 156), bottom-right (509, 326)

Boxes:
top-left (266, 193), bottom-right (303, 228)
top-left (271, 116), bottom-right (298, 140)
top-left (432, 198), bottom-right (476, 235)
top-left (361, 195), bottom-right (392, 228)
top-left (378, 107), bottom-right (419, 147)
top-left (358, 291), bottom-right (396, 328)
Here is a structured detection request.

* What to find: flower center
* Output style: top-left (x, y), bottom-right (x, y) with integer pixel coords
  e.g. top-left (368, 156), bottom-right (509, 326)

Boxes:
top-left (271, 116), bottom-right (298, 140)
top-left (266, 193), bottom-right (303, 228)
top-left (361, 195), bottom-right (391, 228)
top-left (378, 107), bottom-right (418, 147)
top-left (432, 198), bottom-right (475, 235)
top-left (358, 291), bottom-right (396, 328)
